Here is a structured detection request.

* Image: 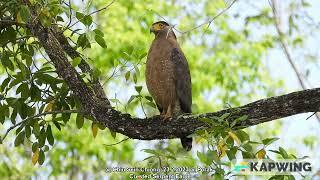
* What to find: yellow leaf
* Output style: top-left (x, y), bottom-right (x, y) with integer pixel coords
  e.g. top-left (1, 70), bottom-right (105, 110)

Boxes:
top-left (32, 149), bottom-right (39, 165)
top-left (256, 149), bottom-right (266, 159)
top-left (195, 137), bottom-right (206, 143)
top-left (44, 100), bottom-right (54, 112)
top-left (16, 13), bottom-right (22, 23)
top-left (217, 140), bottom-right (227, 158)
top-left (92, 123), bottom-right (98, 138)
top-left (41, 8), bottom-right (50, 17)
top-left (228, 131), bottom-right (241, 145)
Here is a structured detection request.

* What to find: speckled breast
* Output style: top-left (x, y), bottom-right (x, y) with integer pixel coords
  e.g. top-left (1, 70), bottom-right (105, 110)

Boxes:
top-left (145, 40), bottom-right (176, 110)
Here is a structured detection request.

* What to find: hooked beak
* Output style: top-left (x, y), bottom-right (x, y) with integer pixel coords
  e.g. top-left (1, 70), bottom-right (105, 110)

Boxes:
top-left (150, 27), bottom-right (154, 34)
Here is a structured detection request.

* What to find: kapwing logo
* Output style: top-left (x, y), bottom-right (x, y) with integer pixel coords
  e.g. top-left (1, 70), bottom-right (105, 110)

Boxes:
top-left (232, 162), bottom-right (249, 173)
top-left (231, 159), bottom-right (315, 176)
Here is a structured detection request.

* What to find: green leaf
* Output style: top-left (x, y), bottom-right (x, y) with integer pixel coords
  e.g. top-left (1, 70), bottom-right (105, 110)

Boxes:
top-left (146, 101), bottom-right (156, 108)
top-left (38, 127), bottom-right (46, 147)
top-left (34, 73), bottom-right (59, 84)
top-left (72, 57), bottom-right (82, 67)
top-left (125, 71), bottom-right (130, 81)
top-left (32, 142), bottom-right (39, 153)
top-left (30, 84), bottom-right (41, 101)
top-left (38, 149), bottom-right (45, 165)
top-left (220, 113), bottom-right (230, 120)
top-left (16, 83), bottom-right (29, 96)
top-left (262, 137), bottom-right (279, 146)
top-left (76, 114), bottom-right (84, 129)
top-left (62, 112), bottom-right (71, 123)
top-left (133, 73), bottom-right (137, 83)
top-left (142, 149), bottom-right (161, 156)
top-left (278, 147), bottom-right (289, 159)
top-left (242, 143), bottom-right (252, 152)
top-left (53, 121), bottom-right (62, 131)
top-left (98, 123), bottom-right (106, 130)
top-left (75, 12), bottom-right (84, 21)
top-left (83, 15), bottom-right (93, 26)
top-left (145, 96), bottom-right (153, 102)
top-left (19, 5), bottom-right (30, 22)
top-left (76, 12), bottom-right (92, 26)
top-left (197, 151), bottom-right (212, 165)
top-left (10, 109), bottom-right (17, 124)
top-left (1, 52), bottom-right (14, 71)
top-left (14, 131), bottom-right (25, 146)
top-left (241, 151), bottom-right (254, 159)
top-left (95, 35), bottom-right (107, 48)
top-left (77, 34), bottom-right (91, 49)
top-left (43, 145), bottom-right (49, 152)
top-left (139, 52), bottom-right (147, 59)
top-left (93, 29), bottom-right (104, 37)
top-left (135, 86), bottom-right (142, 93)
top-left (127, 95), bottom-right (137, 104)
top-left (0, 77), bottom-right (11, 92)
top-left (110, 129), bottom-right (116, 139)
top-left (46, 125), bottom-right (54, 145)
top-left (230, 115), bottom-right (248, 127)
top-left (226, 147), bottom-right (237, 160)
top-left (235, 130), bottom-right (250, 143)
top-left (25, 125), bottom-right (31, 138)
top-left (56, 16), bottom-right (64, 22)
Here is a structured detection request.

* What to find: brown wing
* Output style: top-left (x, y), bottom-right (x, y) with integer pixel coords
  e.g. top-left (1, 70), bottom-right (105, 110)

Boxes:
top-left (171, 48), bottom-right (192, 113)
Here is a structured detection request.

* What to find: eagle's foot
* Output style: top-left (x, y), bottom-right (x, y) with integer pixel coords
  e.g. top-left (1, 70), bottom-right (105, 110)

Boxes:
top-left (161, 114), bottom-right (172, 121)
top-left (161, 108), bottom-right (173, 120)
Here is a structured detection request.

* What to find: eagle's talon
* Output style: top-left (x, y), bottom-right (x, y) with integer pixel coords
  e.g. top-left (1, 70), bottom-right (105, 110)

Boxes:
top-left (160, 114), bottom-right (172, 121)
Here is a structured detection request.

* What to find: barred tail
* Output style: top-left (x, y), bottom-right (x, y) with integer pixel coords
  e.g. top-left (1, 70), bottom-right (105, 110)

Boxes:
top-left (180, 137), bottom-right (192, 151)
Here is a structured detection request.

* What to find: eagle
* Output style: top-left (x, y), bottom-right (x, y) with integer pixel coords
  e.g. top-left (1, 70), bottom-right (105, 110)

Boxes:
top-left (145, 21), bottom-right (193, 151)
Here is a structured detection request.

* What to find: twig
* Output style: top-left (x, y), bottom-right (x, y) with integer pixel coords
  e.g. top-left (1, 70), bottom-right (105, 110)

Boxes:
top-left (0, 36), bottom-right (31, 47)
top-left (270, 0), bottom-right (320, 122)
top-left (139, 97), bottom-right (147, 118)
top-left (87, 0), bottom-right (116, 16)
top-left (0, 20), bottom-right (26, 28)
top-left (166, 25), bottom-right (174, 39)
top-left (306, 112), bottom-right (316, 120)
top-left (0, 109), bottom-right (79, 143)
top-left (175, 0), bottom-right (238, 34)
top-left (104, 137), bottom-right (129, 146)
top-left (270, 0), bottom-right (307, 89)
top-left (66, 0), bottom-right (116, 30)
top-left (66, 0), bottom-right (73, 29)
top-left (150, 10), bottom-right (169, 23)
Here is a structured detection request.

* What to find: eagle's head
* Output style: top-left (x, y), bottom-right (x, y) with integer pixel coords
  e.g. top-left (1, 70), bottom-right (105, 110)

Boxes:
top-left (150, 21), bottom-right (170, 34)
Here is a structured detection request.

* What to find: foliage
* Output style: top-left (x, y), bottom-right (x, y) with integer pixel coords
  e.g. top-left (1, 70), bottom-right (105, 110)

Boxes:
top-left (0, 0), bottom-right (319, 179)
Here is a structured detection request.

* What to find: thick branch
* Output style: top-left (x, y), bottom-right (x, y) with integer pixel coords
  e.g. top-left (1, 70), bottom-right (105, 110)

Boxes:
top-left (52, 27), bottom-right (110, 105)
top-left (23, 2), bottom-right (320, 141)
top-left (96, 88), bottom-right (320, 139)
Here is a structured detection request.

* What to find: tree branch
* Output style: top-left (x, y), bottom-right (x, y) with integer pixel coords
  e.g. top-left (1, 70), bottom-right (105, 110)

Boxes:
top-left (22, 1), bottom-right (320, 142)
top-left (270, 0), bottom-right (320, 121)
top-left (66, 0), bottom-right (116, 30)
top-left (175, 0), bottom-right (238, 34)
top-left (0, 19), bottom-right (25, 29)
top-left (52, 27), bottom-right (110, 106)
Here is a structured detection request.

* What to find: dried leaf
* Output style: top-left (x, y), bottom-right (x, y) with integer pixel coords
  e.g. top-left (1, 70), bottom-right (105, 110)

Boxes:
top-left (32, 149), bottom-right (39, 165)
